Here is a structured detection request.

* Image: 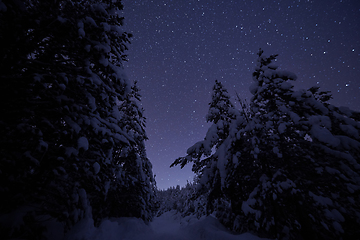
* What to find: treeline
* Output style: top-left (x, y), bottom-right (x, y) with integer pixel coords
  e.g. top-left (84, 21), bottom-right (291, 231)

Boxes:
top-left (156, 181), bottom-right (206, 218)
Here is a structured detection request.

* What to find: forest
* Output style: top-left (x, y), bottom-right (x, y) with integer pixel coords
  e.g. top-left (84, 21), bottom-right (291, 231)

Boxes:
top-left (0, 1), bottom-right (359, 239)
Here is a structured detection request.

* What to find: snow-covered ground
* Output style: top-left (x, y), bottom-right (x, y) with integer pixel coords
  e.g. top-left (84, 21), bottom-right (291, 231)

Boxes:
top-left (64, 211), bottom-right (269, 240)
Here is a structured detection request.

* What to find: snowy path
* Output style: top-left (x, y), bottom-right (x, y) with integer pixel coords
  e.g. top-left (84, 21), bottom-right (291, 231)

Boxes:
top-left (65, 211), bottom-right (269, 240)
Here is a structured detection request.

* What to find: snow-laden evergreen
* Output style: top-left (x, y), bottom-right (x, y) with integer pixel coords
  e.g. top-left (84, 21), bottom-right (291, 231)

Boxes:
top-left (171, 80), bottom-right (240, 215)
top-left (0, 1), bottom-right (155, 239)
top-left (172, 49), bottom-right (360, 239)
top-left (113, 81), bottom-right (156, 221)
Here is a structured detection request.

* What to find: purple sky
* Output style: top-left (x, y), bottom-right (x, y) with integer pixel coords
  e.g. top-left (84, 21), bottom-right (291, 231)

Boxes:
top-left (121, 0), bottom-right (360, 189)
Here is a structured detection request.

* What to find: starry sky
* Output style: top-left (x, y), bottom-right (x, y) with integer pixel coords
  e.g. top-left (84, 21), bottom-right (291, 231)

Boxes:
top-left (121, 0), bottom-right (360, 190)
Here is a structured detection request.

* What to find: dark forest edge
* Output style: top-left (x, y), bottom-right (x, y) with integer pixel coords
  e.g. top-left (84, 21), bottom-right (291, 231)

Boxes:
top-left (0, 0), bottom-right (359, 239)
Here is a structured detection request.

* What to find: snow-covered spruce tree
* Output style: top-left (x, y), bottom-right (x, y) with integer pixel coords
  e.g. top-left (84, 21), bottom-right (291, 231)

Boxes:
top-left (106, 81), bottom-right (156, 221)
top-left (0, 0), bottom-right (154, 238)
top-left (171, 80), bottom-right (241, 216)
top-left (223, 49), bottom-right (360, 239)
top-left (171, 79), bottom-right (236, 169)
top-left (206, 80), bottom-right (236, 124)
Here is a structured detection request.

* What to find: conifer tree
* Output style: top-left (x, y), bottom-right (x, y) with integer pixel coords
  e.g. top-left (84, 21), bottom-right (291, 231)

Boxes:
top-left (0, 0), bottom-right (154, 238)
top-left (107, 81), bottom-right (155, 221)
top-left (206, 80), bottom-right (235, 124)
top-left (171, 80), bottom-right (239, 213)
top-left (172, 80), bottom-right (236, 170)
top-left (229, 49), bottom-right (360, 239)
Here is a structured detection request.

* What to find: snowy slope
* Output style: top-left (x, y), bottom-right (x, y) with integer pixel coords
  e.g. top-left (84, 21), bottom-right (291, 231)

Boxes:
top-left (65, 210), bottom-right (270, 240)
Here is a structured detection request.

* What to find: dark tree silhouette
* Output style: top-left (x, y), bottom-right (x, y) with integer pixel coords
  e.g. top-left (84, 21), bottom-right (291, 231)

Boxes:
top-left (0, 1), bottom-right (155, 238)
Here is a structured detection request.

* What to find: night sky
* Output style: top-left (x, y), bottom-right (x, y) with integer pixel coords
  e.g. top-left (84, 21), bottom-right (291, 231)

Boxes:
top-left (121, 0), bottom-right (360, 190)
